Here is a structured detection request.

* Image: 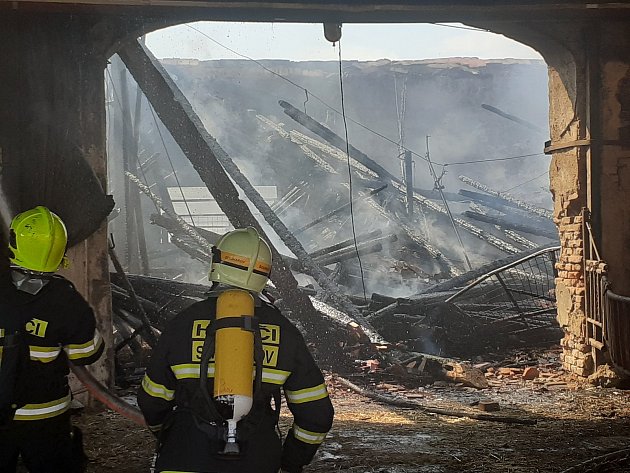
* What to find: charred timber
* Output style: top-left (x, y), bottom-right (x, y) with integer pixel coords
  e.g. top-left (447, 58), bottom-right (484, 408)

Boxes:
top-left (150, 213), bottom-right (338, 277)
top-left (308, 230), bottom-right (383, 259)
top-left (459, 176), bottom-right (553, 220)
top-left (294, 184), bottom-right (387, 235)
top-left (464, 211), bottom-right (559, 240)
top-left (315, 241), bottom-right (383, 267)
top-left (365, 291), bottom-right (458, 322)
top-left (150, 213), bottom-right (219, 247)
top-left (121, 42), bottom-right (383, 351)
top-left (278, 100), bottom-right (462, 275)
top-left (315, 233), bottom-right (397, 267)
top-left (458, 189), bottom-right (521, 211)
top-left (108, 245), bottom-right (159, 348)
top-left (459, 190), bottom-right (557, 232)
top-left (279, 100), bottom-right (400, 186)
top-left (410, 190), bottom-right (521, 255)
top-left (361, 191), bottom-right (460, 276)
top-left (481, 104), bottom-right (546, 133)
top-left (127, 172), bottom-right (213, 252)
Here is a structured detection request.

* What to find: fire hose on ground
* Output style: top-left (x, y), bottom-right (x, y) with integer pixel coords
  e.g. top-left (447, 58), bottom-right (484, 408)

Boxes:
top-left (71, 365), bottom-right (146, 427)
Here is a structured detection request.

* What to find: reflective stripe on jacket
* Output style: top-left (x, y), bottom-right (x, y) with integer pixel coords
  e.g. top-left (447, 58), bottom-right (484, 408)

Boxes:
top-left (0, 276), bottom-right (104, 421)
top-left (138, 295), bottom-right (334, 472)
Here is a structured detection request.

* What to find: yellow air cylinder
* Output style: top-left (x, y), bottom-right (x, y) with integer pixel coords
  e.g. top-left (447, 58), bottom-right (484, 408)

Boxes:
top-left (213, 289), bottom-right (255, 404)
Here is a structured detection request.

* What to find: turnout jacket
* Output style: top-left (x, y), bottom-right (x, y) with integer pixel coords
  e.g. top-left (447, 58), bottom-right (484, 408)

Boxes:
top-left (138, 294), bottom-right (334, 473)
top-left (0, 275), bottom-right (104, 422)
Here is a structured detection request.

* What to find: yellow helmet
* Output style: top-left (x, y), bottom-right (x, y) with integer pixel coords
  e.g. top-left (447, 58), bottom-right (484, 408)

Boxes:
top-left (8, 206), bottom-right (68, 273)
top-left (209, 227), bottom-right (272, 293)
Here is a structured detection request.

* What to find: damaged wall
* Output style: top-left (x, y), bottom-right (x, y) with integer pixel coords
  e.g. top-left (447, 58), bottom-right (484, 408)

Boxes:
top-left (521, 20), bottom-right (630, 377)
top-left (0, 13), bottom-right (115, 391)
top-left (1, 3), bottom-right (630, 386)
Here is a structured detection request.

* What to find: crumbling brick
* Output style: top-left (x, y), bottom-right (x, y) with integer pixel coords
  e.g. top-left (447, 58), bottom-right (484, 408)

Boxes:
top-left (522, 367), bottom-right (539, 380)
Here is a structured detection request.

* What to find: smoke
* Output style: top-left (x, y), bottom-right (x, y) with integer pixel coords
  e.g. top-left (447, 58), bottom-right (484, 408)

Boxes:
top-left (0, 148), bottom-right (14, 260)
top-left (105, 54), bottom-right (551, 299)
top-left (0, 182), bottom-right (13, 235)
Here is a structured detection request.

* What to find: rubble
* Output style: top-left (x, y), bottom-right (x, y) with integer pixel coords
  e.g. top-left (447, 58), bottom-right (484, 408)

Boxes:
top-left (108, 44), bottom-right (566, 401)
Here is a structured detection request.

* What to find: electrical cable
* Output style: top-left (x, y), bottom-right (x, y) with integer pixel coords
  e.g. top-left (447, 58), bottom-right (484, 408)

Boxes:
top-left (184, 24), bottom-right (544, 170)
top-left (184, 25), bottom-right (433, 164)
top-left (444, 152), bottom-right (546, 166)
top-left (434, 23), bottom-right (489, 32)
top-left (147, 104), bottom-right (196, 227)
top-left (106, 67), bottom-right (159, 213)
top-left (338, 40), bottom-right (368, 303)
top-left (425, 136), bottom-right (473, 271)
top-left (501, 170), bottom-right (549, 193)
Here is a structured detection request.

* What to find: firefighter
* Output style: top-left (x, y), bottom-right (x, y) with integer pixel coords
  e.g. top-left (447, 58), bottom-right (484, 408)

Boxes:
top-left (138, 227), bottom-right (334, 473)
top-left (0, 206), bottom-right (104, 473)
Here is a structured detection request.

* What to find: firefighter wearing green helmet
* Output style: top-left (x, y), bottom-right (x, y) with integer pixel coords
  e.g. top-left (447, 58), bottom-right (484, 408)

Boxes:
top-left (138, 227), bottom-right (334, 473)
top-left (0, 206), bottom-right (104, 472)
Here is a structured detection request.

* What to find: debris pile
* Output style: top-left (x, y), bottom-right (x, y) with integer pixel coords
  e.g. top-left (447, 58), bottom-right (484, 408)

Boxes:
top-left (107, 42), bottom-right (560, 390)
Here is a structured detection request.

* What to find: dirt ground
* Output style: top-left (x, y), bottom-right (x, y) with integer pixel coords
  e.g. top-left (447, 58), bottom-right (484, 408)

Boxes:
top-left (72, 369), bottom-right (630, 473)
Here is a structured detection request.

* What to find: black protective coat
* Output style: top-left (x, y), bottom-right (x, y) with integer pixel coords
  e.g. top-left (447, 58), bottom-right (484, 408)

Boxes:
top-left (138, 295), bottom-right (334, 473)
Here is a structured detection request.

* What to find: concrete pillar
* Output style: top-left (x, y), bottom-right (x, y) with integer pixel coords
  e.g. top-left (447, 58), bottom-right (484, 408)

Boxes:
top-left (0, 13), bottom-right (113, 391)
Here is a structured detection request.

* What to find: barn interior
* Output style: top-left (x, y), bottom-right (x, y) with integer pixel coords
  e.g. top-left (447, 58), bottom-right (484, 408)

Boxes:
top-left (2, 1), bottom-right (630, 471)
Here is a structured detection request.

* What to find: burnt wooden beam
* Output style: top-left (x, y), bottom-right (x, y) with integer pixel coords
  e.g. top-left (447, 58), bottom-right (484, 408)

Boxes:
top-left (280, 100), bottom-right (401, 186)
top-left (119, 40), bottom-right (379, 360)
top-left (459, 175), bottom-right (553, 220)
top-left (108, 243), bottom-right (159, 348)
top-left (314, 233), bottom-right (397, 267)
top-left (316, 242), bottom-right (382, 267)
top-left (294, 184), bottom-right (387, 235)
top-left (459, 189), bottom-right (522, 211)
top-left (308, 230), bottom-right (382, 259)
top-left (481, 103), bottom-right (546, 134)
top-left (464, 211), bottom-right (559, 240)
top-left (335, 376), bottom-right (536, 425)
top-left (126, 172), bottom-right (213, 255)
top-left (459, 189), bottom-right (556, 230)
top-left (279, 99), bottom-right (519, 271)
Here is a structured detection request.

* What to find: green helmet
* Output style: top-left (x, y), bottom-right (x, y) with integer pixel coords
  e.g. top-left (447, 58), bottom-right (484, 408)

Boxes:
top-left (8, 206), bottom-right (68, 273)
top-left (209, 227), bottom-right (272, 293)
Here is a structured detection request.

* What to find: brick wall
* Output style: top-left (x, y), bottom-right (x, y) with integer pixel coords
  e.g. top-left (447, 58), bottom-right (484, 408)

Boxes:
top-left (555, 214), bottom-right (594, 376)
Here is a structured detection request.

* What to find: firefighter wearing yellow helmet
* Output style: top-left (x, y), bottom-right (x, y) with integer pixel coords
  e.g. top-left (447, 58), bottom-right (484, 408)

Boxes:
top-left (209, 226), bottom-right (272, 293)
top-left (139, 227), bottom-right (334, 473)
top-left (0, 206), bottom-right (104, 472)
top-left (8, 206), bottom-right (68, 274)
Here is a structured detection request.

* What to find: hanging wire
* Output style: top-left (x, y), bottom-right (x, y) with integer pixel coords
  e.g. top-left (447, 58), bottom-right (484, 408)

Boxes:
top-left (425, 136), bottom-right (473, 271)
top-left (444, 152), bottom-right (546, 166)
top-left (303, 89), bottom-right (310, 114)
top-left (434, 23), bottom-right (490, 32)
top-left (106, 67), bottom-right (159, 213)
top-left (147, 104), bottom-right (196, 227)
top-left (338, 40), bottom-right (368, 303)
top-left (501, 170), bottom-right (549, 193)
top-left (184, 24), bottom-right (545, 169)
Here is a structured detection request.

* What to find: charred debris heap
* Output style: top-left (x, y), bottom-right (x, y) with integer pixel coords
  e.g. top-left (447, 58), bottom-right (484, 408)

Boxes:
top-left (108, 42), bottom-right (559, 396)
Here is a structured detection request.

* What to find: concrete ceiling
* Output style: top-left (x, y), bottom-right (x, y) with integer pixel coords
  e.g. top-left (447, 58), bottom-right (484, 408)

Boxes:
top-left (4, 0), bottom-right (630, 22)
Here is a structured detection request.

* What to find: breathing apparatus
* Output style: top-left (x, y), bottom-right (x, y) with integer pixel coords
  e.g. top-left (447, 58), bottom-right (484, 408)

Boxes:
top-left (199, 227), bottom-right (272, 455)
